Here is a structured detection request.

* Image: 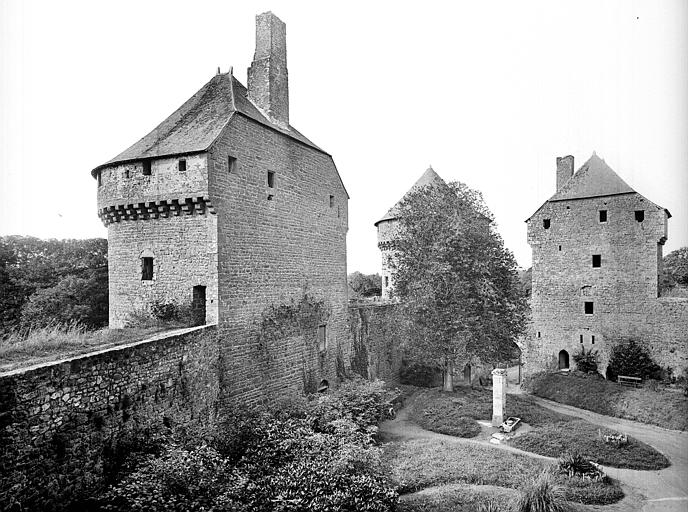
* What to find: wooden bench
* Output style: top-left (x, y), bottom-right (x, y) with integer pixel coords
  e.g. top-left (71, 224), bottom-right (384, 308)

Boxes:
top-left (618, 375), bottom-right (642, 388)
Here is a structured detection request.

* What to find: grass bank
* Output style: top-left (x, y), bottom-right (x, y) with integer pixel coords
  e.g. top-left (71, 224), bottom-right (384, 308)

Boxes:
top-left (384, 438), bottom-right (624, 507)
top-left (0, 322), bottom-right (191, 373)
top-left (529, 371), bottom-right (688, 431)
top-left (409, 387), bottom-right (669, 470)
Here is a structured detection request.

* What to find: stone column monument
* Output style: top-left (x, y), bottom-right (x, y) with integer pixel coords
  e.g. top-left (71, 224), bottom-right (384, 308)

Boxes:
top-left (491, 368), bottom-right (507, 427)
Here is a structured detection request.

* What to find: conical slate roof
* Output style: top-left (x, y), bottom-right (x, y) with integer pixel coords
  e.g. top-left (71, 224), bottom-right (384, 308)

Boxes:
top-left (92, 73), bottom-right (323, 176)
top-left (374, 167), bottom-right (448, 226)
top-left (549, 153), bottom-right (635, 202)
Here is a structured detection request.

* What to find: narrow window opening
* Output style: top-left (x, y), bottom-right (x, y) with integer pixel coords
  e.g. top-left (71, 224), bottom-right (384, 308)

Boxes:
top-left (329, 195), bottom-right (335, 208)
top-left (267, 171), bottom-right (275, 188)
top-left (580, 334), bottom-right (583, 343)
top-left (591, 335), bottom-right (595, 345)
top-left (558, 245), bottom-right (562, 251)
top-left (142, 160), bottom-right (152, 176)
top-left (317, 324), bottom-right (327, 353)
top-left (584, 301), bottom-right (594, 315)
top-left (592, 254), bottom-right (601, 268)
top-left (228, 155), bottom-right (237, 173)
top-left (635, 210), bottom-right (645, 222)
top-left (97, 171), bottom-right (102, 187)
top-left (124, 169), bottom-right (130, 179)
top-left (178, 159), bottom-right (187, 172)
top-left (537, 331), bottom-right (541, 338)
top-left (543, 219), bottom-right (551, 229)
top-left (599, 210), bottom-right (607, 223)
top-left (141, 257), bottom-right (154, 281)
top-left (267, 194), bottom-right (274, 201)
top-left (384, 276), bottom-right (389, 287)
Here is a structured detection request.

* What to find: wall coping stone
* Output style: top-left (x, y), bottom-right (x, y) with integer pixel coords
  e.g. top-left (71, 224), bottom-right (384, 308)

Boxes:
top-left (0, 324), bottom-right (216, 378)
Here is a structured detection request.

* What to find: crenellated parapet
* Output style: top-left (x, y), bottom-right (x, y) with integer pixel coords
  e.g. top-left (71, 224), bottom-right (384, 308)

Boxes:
top-left (98, 196), bottom-right (217, 226)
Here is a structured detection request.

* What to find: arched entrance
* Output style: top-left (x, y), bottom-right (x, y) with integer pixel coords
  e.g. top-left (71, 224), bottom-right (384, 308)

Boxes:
top-left (558, 350), bottom-right (570, 370)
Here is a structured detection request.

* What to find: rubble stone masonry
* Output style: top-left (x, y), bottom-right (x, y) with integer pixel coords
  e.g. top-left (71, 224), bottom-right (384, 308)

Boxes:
top-left (0, 326), bottom-right (219, 511)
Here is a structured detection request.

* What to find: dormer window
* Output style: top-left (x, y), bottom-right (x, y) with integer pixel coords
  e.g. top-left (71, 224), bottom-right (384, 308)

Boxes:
top-left (635, 210), bottom-right (645, 222)
top-left (543, 219), bottom-right (551, 229)
top-left (178, 159), bottom-right (187, 172)
top-left (142, 160), bottom-right (152, 176)
top-left (599, 210), bottom-right (607, 223)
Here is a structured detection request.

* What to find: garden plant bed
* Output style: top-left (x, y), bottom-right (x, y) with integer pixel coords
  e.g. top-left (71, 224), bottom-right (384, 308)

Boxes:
top-left (528, 371), bottom-right (688, 431)
top-left (408, 386), bottom-right (669, 470)
top-left (383, 438), bottom-right (624, 507)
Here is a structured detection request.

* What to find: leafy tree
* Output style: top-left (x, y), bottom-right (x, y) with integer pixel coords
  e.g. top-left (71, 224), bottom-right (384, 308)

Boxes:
top-left (662, 247), bottom-right (688, 288)
top-left (348, 272), bottom-right (382, 298)
top-left (390, 182), bottom-right (528, 391)
top-left (572, 347), bottom-right (599, 374)
top-left (0, 236), bottom-right (108, 332)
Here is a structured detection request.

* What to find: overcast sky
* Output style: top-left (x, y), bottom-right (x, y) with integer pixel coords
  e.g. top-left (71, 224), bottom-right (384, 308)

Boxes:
top-left (1, 0), bottom-right (686, 273)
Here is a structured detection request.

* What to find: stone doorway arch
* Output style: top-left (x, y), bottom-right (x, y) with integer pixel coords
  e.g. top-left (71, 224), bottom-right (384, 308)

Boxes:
top-left (558, 349), bottom-right (570, 370)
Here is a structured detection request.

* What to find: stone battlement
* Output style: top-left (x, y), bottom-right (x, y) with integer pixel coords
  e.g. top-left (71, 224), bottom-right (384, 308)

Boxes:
top-left (98, 196), bottom-right (217, 226)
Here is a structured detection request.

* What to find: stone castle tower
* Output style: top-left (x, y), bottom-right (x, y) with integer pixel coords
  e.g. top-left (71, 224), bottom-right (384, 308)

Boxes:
top-left (525, 153), bottom-right (687, 376)
top-left (375, 167), bottom-right (448, 300)
top-left (92, 12), bottom-right (349, 400)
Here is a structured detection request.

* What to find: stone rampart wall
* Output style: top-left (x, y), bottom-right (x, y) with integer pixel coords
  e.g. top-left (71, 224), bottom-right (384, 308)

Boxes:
top-left (0, 326), bottom-right (219, 511)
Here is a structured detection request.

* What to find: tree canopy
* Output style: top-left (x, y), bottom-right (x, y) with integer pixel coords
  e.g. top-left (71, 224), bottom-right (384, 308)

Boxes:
top-left (662, 246), bottom-right (688, 288)
top-left (0, 236), bottom-right (108, 332)
top-left (348, 272), bottom-right (382, 298)
top-left (389, 182), bottom-right (528, 391)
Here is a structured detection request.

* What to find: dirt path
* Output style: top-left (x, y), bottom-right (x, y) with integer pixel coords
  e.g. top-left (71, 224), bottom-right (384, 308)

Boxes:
top-left (380, 390), bottom-right (680, 512)
top-left (526, 395), bottom-right (688, 512)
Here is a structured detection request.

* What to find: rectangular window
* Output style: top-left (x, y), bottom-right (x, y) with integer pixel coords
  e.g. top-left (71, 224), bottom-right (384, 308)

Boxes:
top-left (584, 301), bottom-right (594, 315)
top-left (537, 331), bottom-right (541, 338)
top-left (558, 245), bottom-right (562, 251)
top-left (592, 254), bottom-right (601, 268)
top-left (543, 219), bottom-right (551, 229)
top-left (142, 160), bottom-right (152, 176)
top-left (599, 210), bottom-right (607, 223)
top-left (267, 171), bottom-right (275, 188)
top-left (580, 334), bottom-right (583, 343)
top-left (329, 195), bottom-right (335, 208)
top-left (591, 335), bottom-right (595, 344)
top-left (141, 257), bottom-right (153, 281)
top-left (228, 155), bottom-right (237, 173)
top-left (97, 171), bottom-right (102, 187)
top-left (384, 276), bottom-right (389, 287)
top-left (178, 159), bottom-right (187, 172)
top-left (317, 324), bottom-right (327, 353)
top-left (635, 210), bottom-right (645, 222)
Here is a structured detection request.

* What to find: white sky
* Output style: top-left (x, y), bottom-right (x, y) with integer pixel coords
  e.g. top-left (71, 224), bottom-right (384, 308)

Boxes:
top-left (1, 0), bottom-right (686, 273)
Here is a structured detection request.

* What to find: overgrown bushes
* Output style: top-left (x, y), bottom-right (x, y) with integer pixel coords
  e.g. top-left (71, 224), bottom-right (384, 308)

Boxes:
top-left (95, 379), bottom-right (399, 512)
top-left (606, 339), bottom-right (662, 381)
top-left (572, 347), bottom-right (598, 374)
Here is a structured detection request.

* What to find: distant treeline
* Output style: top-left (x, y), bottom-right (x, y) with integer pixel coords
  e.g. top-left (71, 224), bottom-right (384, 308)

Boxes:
top-left (0, 236), bottom-right (108, 334)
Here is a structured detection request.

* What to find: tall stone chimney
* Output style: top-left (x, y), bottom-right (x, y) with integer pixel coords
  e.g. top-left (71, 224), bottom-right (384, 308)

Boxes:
top-left (556, 155), bottom-right (574, 192)
top-left (248, 12), bottom-right (289, 128)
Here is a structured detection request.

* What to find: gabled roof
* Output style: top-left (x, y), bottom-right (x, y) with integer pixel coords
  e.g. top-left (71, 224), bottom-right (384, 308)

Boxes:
top-left (374, 167), bottom-right (448, 226)
top-left (91, 73), bottom-right (324, 176)
top-left (550, 153), bottom-right (634, 201)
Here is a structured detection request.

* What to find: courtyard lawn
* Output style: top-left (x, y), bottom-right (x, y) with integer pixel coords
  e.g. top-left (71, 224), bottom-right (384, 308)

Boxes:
top-left (398, 483), bottom-right (518, 512)
top-left (529, 371), bottom-right (688, 431)
top-left (409, 386), bottom-right (670, 470)
top-left (383, 438), bottom-right (624, 506)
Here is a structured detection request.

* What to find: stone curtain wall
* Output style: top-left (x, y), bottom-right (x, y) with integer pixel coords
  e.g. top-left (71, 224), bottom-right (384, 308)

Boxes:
top-left (208, 113), bottom-right (350, 404)
top-left (0, 326), bottom-right (219, 511)
top-left (526, 192), bottom-right (687, 377)
top-left (348, 303), bottom-right (407, 386)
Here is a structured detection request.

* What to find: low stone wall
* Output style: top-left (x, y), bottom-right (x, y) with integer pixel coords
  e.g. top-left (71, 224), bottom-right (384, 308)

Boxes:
top-left (348, 302), bottom-right (407, 386)
top-left (0, 325), bottom-right (219, 511)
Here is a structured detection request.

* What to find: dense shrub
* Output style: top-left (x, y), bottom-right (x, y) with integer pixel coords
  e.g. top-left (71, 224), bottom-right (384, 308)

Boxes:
top-left (606, 339), bottom-right (662, 381)
top-left (572, 347), bottom-right (598, 374)
top-left (557, 451), bottom-right (604, 481)
top-left (98, 379), bottom-right (399, 511)
top-left (400, 360), bottom-right (442, 387)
